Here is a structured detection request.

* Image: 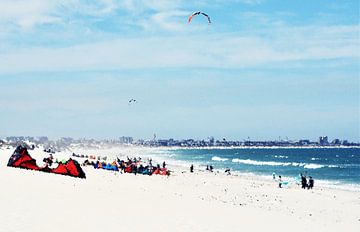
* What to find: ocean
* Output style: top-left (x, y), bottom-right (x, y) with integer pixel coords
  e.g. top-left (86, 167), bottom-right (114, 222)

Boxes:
top-left (149, 147), bottom-right (360, 189)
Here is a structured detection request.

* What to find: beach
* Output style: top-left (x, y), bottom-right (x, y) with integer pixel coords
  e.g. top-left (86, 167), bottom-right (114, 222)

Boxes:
top-left (0, 146), bottom-right (359, 232)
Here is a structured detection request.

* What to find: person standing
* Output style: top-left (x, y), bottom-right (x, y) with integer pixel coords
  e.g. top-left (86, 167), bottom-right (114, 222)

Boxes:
top-left (308, 176), bottom-right (314, 189)
top-left (301, 174), bottom-right (307, 189)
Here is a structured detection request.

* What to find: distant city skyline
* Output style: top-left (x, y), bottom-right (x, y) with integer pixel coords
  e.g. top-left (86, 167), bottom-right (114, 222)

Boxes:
top-left (0, 1), bottom-right (359, 141)
top-left (1, 135), bottom-right (359, 144)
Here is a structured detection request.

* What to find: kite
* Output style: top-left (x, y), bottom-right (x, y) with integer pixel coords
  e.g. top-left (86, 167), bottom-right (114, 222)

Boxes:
top-left (188, 12), bottom-right (211, 24)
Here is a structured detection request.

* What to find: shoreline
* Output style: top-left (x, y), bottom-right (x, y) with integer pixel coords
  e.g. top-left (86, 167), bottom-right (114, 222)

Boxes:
top-left (1, 146), bottom-right (359, 231)
top-left (152, 145), bottom-right (360, 150)
top-left (66, 145), bottom-right (360, 192)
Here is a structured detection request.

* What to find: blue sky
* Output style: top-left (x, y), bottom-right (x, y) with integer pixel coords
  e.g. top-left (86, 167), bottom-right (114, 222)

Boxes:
top-left (0, 0), bottom-right (359, 141)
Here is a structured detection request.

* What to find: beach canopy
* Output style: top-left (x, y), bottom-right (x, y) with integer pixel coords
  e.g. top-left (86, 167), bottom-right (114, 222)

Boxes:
top-left (8, 146), bottom-right (86, 179)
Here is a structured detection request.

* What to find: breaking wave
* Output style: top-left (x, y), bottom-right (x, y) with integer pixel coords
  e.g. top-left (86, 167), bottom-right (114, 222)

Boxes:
top-left (231, 159), bottom-right (337, 169)
top-left (211, 156), bottom-right (229, 162)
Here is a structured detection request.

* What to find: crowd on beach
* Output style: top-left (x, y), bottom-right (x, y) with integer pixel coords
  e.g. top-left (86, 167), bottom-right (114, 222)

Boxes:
top-left (74, 153), bottom-right (170, 176)
top-left (69, 153), bottom-right (317, 188)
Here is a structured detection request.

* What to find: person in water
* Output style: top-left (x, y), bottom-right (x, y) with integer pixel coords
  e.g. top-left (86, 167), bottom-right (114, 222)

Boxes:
top-left (308, 176), bottom-right (314, 189)
top-left (272, 172), bottom-right (276, 180)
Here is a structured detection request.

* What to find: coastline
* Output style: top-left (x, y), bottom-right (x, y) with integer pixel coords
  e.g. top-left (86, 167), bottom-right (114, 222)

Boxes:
top-left (1, 146), bottom-right (359, 231)
top-left (150, 145), bottom-right (360, 150)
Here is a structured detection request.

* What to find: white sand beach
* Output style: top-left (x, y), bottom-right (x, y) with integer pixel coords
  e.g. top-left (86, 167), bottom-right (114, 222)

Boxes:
top-left (0, 146), bottom-right (359, 232)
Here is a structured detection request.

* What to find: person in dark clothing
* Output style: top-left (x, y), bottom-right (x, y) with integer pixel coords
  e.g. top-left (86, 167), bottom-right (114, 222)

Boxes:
top-left (225, 168), bottom-right (231, 175)
top-left (301, 174), bottom-right (307, 189)
top-left (278, 175), bottom-right (282, 188)
top-left (209, 165), bottom-right (213, 172)
top-left (43, 154), bottom-right (53, 166)
top-left (132, 164), bottom-right (138, 175)
top-left (308, 176), bottom-right (314, 189)
top-left (206, 165), bottom-right (209, 171)
top-left (190, 164), bottom-right (194, 173)
top-left (162, 161), bottom-right (166, 168)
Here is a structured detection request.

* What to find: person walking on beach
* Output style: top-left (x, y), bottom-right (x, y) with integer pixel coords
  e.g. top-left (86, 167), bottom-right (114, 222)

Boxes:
top-left (301, 174), bottom-right (307, 189)
top-left (190, 164), bottom-right (194, 173)
top-left (308, 176), bottom-right (314, 189)
top-left (278, 176), bottom-right (282, 188)
top-left (162, 161), bottom-right (166, 169)
top-left (209, 165), bottom-right (213, 172)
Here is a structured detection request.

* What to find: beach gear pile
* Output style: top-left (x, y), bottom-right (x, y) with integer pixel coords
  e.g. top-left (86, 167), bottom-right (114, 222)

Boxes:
top-left (7, 146), bottom-right (86, 179)
top-left (84, 157), bottom-right (169, 176)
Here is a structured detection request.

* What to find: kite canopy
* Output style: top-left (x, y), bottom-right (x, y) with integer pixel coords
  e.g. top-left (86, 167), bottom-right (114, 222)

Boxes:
top-left (52, 159), bottom-right (86, 178)
top-left (8, 146), bottom-right (86, 179)
top-left (7, 146), bottom-right (39, 170)
top-left (188, 12), bottom-right (211, 24)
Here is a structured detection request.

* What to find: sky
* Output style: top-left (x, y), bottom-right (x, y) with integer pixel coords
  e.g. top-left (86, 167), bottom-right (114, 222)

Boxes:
top-left (0, 0), bottom-right (359, 141)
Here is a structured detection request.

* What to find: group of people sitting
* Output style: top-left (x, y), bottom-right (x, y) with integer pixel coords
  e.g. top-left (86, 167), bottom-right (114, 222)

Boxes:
top-left (83, 156), bottom-right (170, 176)
top-left (73, 153), bottom-right (107, 161)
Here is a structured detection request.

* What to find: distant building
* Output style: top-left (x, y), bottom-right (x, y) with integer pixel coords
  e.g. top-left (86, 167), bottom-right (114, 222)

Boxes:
top-left (37, 136), bottom-right (49, 143)
top-left (119, 136), bottom-right (133, 144)
top-left (331, 139), bottom-right (341, 145)
top-left (319, 136), bottom-right (329, 146)
top-left (298, 139), bottom-right (311, 146)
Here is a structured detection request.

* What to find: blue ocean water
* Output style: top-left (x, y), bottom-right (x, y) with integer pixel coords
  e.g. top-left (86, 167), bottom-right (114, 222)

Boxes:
top-left (153, 148), bottom-right (360, 186)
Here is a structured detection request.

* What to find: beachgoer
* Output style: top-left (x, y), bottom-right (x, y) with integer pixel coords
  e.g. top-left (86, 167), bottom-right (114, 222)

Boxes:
top-left (225, 168), bottom-right (231, 175)
top-left (272, 172), bottom-right (276, 180)
top-left (163, 161), bottom-right (166, 169)
top-left (301, 174), bottom-right (307, 189)
top-left (43, 154), bottom-right (53, 166)
top-left (308, 176), bottom-right (314, 189)
top-left (209, 165), bottom-right (213, 172)
top-left (279, 175), bottom-right (282, 188)
top-left (206, 165), bottom-right (209, 171)
top-left (190, 164), bottom-right (194, 173)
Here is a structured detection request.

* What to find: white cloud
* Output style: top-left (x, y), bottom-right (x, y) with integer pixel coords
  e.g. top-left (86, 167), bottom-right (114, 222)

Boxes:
top-left (0, 0), bottom-right (61, 29)
top-left (0, 25), bottom-right (358, 74)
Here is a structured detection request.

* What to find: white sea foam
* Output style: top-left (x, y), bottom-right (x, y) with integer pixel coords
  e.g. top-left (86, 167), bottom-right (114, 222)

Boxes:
top-left (303, 164), bottom-right (325, 169)
top-left (211, 156), bottom-right (229, 162)
top-left (274, 155), bottom-right (288, 159)
top-left (232, 159), bottom-right (291, 166)
top-left (231, 158), bottom-right (338, 169)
